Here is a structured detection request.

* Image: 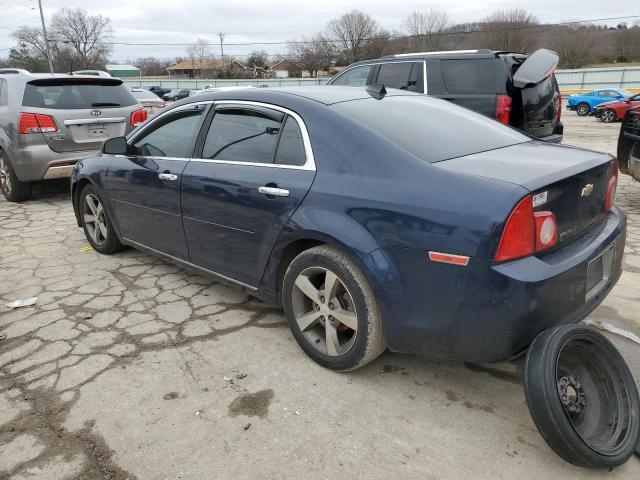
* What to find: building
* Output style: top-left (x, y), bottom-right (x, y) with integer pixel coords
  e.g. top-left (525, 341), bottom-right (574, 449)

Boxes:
top-left (105, 64), bottom-right (141, 78)
top-left (167, 58), bottom-right (250, 78)
top-left (270, 59), bottom-right (303, 78)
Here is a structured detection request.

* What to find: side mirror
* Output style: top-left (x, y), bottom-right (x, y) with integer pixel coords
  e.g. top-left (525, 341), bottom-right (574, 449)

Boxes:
top-left (102, 136), bottom-right (128, 155)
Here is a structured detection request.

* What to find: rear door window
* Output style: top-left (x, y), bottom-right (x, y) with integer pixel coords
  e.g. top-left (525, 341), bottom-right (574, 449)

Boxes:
top-left (375, 62), bottom-right (423, 92)
top-left (23, 80), bottom-right (136, 109)
top-left (274, 116), bottom-right (306, 166)
top-left (331, 65), bottom-right (372, 86)
top-left (441, 59), bottom-right (495, 94)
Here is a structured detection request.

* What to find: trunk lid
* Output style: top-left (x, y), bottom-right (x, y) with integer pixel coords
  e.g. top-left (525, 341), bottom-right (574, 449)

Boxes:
top-left (21, 77), bottom-right (139, 153)
top-left (502, 49), bottom-right (561, 138)
top-left (436, 142), bottom-right (615, 248)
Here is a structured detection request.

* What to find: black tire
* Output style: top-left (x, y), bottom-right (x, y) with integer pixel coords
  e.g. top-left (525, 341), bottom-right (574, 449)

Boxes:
top-left (282, 245), bottom-right (386, 371)
top-left (576, 102), bottom-right (590, 116)
top-left (601, 109), bottom-right (617, 123)
top-left (0, 150), bottom-right (32, 202)
top-left (79, 184), bottom-right (124, 254)
top-left (524, 324), bottom-right (640, 469)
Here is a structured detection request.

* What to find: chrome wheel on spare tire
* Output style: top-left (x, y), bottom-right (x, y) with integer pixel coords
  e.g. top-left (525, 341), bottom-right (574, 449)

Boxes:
top-left (601, 109), bottom-right (616, 123)
top-left (80, 184), bottom-right (124, 254)
top-left (282, 245), bottom-right (386, 371)
top-left (576, 103), bottom-right (590, 116)
top-left (524, 324), bottom-right (640, 469)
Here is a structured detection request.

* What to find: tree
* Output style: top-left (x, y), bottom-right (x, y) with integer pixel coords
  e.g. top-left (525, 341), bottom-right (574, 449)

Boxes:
top-left (135, 57), bottom-right (173, 76)
top-left (246, 50), bottom-right (270, 69)
top-left (186, 37), bottom-right (212, 77)
top-left (50, 8), bottom-right (112, 69)
top-left (327, 10), bottom-right (379, 63)
top-left (288, 35), bottom-right (337, 77)
top-left (9, 26), bottom-right (49, 72)
top-left (481, 9), bottom-right (539, 52)
top-left (403, 8), bottom-right (450, 51)
top-left (551, 25), bottom-right (596, 68)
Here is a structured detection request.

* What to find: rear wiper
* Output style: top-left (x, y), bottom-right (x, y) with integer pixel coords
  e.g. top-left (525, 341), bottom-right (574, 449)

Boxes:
top-left (91, 102), bottom-right (120, 107)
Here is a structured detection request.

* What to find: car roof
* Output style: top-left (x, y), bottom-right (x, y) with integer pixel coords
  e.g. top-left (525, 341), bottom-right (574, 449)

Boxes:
top-left (195, 86), bottom-right (420, 106)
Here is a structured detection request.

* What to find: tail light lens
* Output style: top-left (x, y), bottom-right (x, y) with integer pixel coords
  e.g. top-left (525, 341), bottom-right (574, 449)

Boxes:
top-left (495, 197), bottom-right (558, 262)
top-left (495, 94), bottom-right (512, 125)
top-left (131, 108), bottom-right (148, 127)
top-left (19, 113), bottom-right (58, 134)
top-left (605, 160), bottom-right (618, 212)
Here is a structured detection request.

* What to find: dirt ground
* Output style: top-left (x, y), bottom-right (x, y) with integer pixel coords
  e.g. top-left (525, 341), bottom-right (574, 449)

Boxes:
top-left (0, 111), bottom-right (639, 479)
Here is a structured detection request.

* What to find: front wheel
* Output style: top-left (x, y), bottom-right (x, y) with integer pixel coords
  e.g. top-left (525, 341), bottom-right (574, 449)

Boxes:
top-left (80, 184), bottom-right (124, 254)
top-left (282, 245), bottom-right (386, 371)
top-left (576, 103), bottom-right (590, 116)
top-left (601, 109), bottom-right (616, 123)
top-left (0, 151), bottom-right (32, 202)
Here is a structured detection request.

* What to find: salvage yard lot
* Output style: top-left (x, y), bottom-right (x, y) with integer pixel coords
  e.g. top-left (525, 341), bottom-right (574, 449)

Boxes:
top-left (1, 112), bottom-right (639, 479)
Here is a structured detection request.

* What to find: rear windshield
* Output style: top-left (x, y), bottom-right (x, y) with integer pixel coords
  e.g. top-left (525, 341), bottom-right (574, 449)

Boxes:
top-left (23, 80), bottom-right (136, 109)
top-left (331, 95), bottom-right (529, 163)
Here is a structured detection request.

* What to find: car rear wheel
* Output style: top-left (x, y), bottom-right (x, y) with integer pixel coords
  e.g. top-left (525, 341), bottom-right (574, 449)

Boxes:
top-left (524, 324), bottom-right (640, 468)
top-left (80, 184), bottom-right (124, 254)
top-left (282, 245), bottom-right (386, 371)
top-left (0, 151), bottom-right (32, 202)
top-left (576, 103), bottom-right (590, 116)
top-left (601, 109), bottom-right (616, 123)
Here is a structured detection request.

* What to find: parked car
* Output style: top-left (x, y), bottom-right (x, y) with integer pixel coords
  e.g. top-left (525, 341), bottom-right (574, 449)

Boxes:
top-left (129, 88), bottom-right (166, 116)
top-left (327, 48), bottom-right (564, 142)
top-left (145, 85), bottom-right (172, 98)
top-left (162, 89), bottom-right (190, 101)
top-left (72, 70), bottom-right (112, 78)
top-left (566, 89), bottom-right (633, 116)
top-left (594, 92), bottom-right (640, 123)
top-left (0, 73), bottom-right (146, 202)
top-left (71, 86), bottom-right (638, 468)
top-left (617, 105), bottom-right (640, 180)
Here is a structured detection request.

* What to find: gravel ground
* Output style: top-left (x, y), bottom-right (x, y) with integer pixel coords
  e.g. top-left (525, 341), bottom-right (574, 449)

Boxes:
top-left (0, 111), bottom-right (638, 480)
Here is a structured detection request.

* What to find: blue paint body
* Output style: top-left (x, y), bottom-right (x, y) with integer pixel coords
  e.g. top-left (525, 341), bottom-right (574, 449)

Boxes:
top-left (71, 87), bottom-right (626, 363)
top-left (567, 89), bottom-right (630, 114)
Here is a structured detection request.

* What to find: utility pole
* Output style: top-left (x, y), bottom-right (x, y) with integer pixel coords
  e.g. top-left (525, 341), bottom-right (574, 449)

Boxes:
top-left (218, 32), bottom-right (225, 60)
top-left (37, 0), bottom-right (54, 74)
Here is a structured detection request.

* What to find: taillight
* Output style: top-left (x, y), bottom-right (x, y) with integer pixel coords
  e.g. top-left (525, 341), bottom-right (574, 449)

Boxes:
top-left (19, 112), bottom-right (58, 134)
top-left (605, 160), bottom-right (618, 212)
top-left (495, 94), bottom-right (512, 125)
top-left (495, 196), bottom-right (559, 262)
top-left (131, 108), bottom-right (148, 127)
top-left (495, 196), bottom-right (534, 262)
top-left (534, 211), bottom-right (557, 252)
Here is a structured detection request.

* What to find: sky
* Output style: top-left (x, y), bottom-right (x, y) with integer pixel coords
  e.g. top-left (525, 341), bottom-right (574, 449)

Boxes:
top-left (0, 0), bottom-right (637, 63)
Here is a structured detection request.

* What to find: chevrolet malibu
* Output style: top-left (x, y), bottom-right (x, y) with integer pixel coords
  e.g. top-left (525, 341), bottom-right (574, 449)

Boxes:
top-left (71, 86), bottom-right (625, 372)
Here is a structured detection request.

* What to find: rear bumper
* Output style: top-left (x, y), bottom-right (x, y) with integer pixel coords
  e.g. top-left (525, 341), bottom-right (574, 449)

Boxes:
top-left (366, 207), bottom-right (626, 363)
top-left (6, 144), bottom-right (99, 182)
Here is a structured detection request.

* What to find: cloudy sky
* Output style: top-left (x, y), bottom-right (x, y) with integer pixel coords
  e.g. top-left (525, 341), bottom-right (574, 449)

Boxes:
top-left (0, 0), bottom-right (637, 62)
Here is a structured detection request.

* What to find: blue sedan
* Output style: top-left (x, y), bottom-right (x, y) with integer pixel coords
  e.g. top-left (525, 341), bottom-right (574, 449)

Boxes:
top-left (567, 89), bottom-right (632, 116)
top-left (71, 86), bottom-right (625, 371)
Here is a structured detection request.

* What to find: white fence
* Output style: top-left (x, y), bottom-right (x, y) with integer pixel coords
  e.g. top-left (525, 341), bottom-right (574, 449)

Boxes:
top-left (121, 66), bottom-right (640, 92)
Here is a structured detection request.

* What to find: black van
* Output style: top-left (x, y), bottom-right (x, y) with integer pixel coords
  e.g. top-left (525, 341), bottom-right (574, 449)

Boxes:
top-left (617, 105), bottom-right (640, 180)
top-left (327, 49), bottom-right (563, 142)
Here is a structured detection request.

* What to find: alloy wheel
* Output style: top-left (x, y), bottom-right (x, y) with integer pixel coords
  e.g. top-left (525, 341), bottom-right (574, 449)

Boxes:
top-left (83, 193), bottom-right (108, 246)
top-left (601, 110), bottom-right (615, 123)
top-left (577, 104), bottom-right (589, 116)
top-left (0, 155), bottom-right (11, 195)
top-left (291, 266), bottom-right (358, 356)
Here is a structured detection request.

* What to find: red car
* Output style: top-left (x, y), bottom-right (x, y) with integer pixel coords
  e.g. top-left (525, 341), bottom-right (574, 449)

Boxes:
top-left (594, 92), bottom-right (640, 122)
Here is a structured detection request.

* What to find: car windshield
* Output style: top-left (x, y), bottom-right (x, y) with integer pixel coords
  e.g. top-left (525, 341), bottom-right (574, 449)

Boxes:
top-left (331, 94), bottom-right (530, 163)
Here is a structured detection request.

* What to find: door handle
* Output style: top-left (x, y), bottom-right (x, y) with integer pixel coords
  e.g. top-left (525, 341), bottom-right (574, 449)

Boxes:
top-left (258, 186), bottom-right (289, 197)
top-left (158, 173), bottom-right (178, 181)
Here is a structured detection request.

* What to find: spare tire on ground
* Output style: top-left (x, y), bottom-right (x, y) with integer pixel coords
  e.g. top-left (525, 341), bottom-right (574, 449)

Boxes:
top-left (524, 324), bottom-right (640, 469)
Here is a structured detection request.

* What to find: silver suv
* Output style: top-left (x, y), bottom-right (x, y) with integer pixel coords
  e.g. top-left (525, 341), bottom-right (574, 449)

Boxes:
top-left (0, 72), bottom-right (146, 201)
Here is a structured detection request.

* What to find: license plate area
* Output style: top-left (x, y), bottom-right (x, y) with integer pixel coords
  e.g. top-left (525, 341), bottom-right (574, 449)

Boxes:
top-left (585, 243), bottom-right (615, 301)
top-left (87, 124), bottom-right (107, 138)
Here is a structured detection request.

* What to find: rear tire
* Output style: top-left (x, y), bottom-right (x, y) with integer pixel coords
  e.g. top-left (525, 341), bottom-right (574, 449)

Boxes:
top-left (601, 109), bottom-right (616, 123)
top-left (0, 151), bottom-right (32, 202)
top-left (79, 184), bottom-right (124, 254)
top-left (576, 103), bottom-right (590, 116)
top-left (282, 245), bottom-right (386, 371)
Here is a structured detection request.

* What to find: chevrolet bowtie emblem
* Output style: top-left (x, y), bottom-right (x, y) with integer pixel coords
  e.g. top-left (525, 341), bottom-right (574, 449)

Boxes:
top-left (581, 184), bottom-right (594, 197)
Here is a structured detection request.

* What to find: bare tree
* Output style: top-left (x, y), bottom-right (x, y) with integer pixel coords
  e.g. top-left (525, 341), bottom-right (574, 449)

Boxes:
top-left (50, 8), bottom-right (113, 69)
top-left (135, 57), bottom-right (173, 76)
top-left (246, 50), bottom-right (270, 69)
top-left (185, 38), bottom-right (212, 77)
top-left (9, 26), bottom-right (50, 71)
top-left (551, 24), bottom-right (596, 68)
top-left (289, 35), bottom-right (337, 77)
top-left (403, 8), bottom-right (450, 51)
top-left (481, 9), bottom-right (539, 52)
top-left (326, 10), bottom-right (379, 63)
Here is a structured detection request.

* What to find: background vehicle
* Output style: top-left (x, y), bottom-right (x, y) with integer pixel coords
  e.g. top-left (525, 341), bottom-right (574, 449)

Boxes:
top-left (567, 89), bottom-right (632, 116)
top-left (617, 105), bottom-right (640, 180)
top-left (145, 85), bottom-right (171, 98)
top-left (594, 92), bottom-right (640, 123)
top-left (162, 88), bottom-right (190, 101)
top-left (72, 70), bottom-right (112, 78)
top-left (130, 87), bottom-right (166, 116)
top-left (0, 74), bottom-right (146, 202)
top-left (327, 48), bottom-right (564, 142)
